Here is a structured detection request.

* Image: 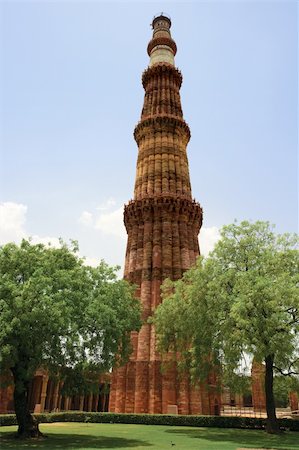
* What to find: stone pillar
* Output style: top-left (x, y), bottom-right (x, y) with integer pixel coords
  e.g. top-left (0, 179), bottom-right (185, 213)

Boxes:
top-left (114, 366), bottom-right (127, 412)
top-left (93, 394), bottom-right (99, 412)
top-left (108, 373), bottom-right (117, 412)
top-left (30, 376), bottom-right (42, 411)
top-left (134, 361), bottom-right (149, 413)
top-left (235, 393), bottom-right (244, 409)
top-left (87, 394), bottom-right (93, 412)
top-left (148, 360), bottom-right (162, 414)
top-left (189, 385), bottom-right (202, 415)
top-left (0, 383), bottom-right (14, 413)
top-left (125, 361), bottom-right (136, 413)
top-left (79, 395), bottom-right (84, 411)
top-left (57, 381), bottom-right (64, 411)
top-left (200, 383), bottom-right (211, 415)
top-left (289, 391), bottom-right (299, 411)
top-left (40, 376), bottom-right (49, 413)
top-left (45, 379), bottom-right (55, 411)
top-left (221, 387), bottom-right (231, 406)
top-left (251, 361), bottom-right (266, 412)
top-left (64, 396), bottom-right (70, 411)
top-left (178, 374), bottom-right (190, 415)
top-left (52, 382), bottom-right (60, 411)
top-left (161, 361), bottom-right (177, 414)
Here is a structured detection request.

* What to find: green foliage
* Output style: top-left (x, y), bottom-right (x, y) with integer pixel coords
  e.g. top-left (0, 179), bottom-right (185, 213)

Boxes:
top-left (154, 221), bottom-right (299, 430)
top-left (273, 376), bottom-right (299, 408)
top-left (225, 374), bottom-right (252, 396)
top-left (0, 415), bottom-right (17, 426)
top-left (1, 412), bottom-right (299, 431)
top-left (0, 239), bottom-right (141, 389)
top-left (210, 222), bottom-right (299, 374)
top-left (154, 221), bottom-right (299, 379)
top-left (273, 376), bottom-right (291, 408)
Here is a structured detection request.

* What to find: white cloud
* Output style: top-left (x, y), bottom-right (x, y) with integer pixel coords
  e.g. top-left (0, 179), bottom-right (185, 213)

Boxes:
top-left (79, 211), bottom-right (93, 226)
top-left (79, 200), bottom-right (125, 240)
top-left (199, 226), bottom-right (220, 256)
top-left (78, 203), bottom-right (126, 270)
top-left (0, 202), bottom-right (27, 244)
top-left (0, 201), bottom-right (123, 271)
top-left (95, 207), bottom-right (125, 239)
top-left (0, 201), bottom-right (60, 248)
top-left (30, 235), bottom-right (61, 248)
top-left (96, 197), bottom-right (116, 211)
top-left (82, 256), bottom-right (101, 267)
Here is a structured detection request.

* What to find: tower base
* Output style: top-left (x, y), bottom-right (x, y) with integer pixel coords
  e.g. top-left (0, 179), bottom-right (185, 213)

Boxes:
top-left (109, 360), bottom-right (221, 415)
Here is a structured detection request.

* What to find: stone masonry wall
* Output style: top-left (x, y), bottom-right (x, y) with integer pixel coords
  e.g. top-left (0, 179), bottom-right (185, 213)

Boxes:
top-left (109, 17), bottom-right (220, 415)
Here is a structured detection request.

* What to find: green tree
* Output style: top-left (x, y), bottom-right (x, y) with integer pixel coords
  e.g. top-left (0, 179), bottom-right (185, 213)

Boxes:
top-left (0, 240), bottom-right (141, 438)
top-left (273, 376), bottom-right (292, 408)
top-left (154, 221), bottom-right (299, 434)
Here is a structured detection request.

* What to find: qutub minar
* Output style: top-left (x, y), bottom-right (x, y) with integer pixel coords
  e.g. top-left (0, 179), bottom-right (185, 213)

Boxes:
top-left (0, 14), bottom-right (279, 416)
top-left (109, 14), bottom-right (219, 416)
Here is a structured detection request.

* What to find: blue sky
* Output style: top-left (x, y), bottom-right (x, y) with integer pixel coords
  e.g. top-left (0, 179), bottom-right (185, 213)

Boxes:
top-left (0, 0), bottom-right (297, 270)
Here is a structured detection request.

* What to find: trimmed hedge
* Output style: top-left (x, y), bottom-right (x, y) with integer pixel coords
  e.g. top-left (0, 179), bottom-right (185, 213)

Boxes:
top-left (0, 415), bottom-right (16, 427)
top-left (0, 412), bottom-right (298, 431)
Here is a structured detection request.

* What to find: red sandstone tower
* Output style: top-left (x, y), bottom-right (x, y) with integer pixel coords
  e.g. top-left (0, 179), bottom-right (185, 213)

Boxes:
top-left (109, 14), bottom-right (214, 415)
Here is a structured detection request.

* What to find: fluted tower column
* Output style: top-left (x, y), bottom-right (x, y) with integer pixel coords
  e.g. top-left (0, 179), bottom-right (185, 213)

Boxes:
top-left (109, 14), bottom-right (204, 415)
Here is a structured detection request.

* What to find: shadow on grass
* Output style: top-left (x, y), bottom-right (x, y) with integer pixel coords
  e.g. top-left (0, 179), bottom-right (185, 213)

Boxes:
top-left (165, 428), bottom-right (299, 449)
top-left (0, 433), bottom-right (152, 449)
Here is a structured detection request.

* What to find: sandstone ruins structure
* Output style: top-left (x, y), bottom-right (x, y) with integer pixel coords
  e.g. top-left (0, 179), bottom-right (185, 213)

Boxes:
top-left (109, 14), bottom-right (221, 415)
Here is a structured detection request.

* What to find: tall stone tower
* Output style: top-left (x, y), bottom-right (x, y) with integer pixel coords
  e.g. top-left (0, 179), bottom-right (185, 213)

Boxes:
top-left (109, 14), bottom-right (213, 415)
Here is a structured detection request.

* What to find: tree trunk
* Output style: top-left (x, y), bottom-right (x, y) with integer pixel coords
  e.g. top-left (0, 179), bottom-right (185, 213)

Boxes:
top-left (11, 366), bottom-right (43, 438)
top-left (264, 354), bottom-right (280, 434)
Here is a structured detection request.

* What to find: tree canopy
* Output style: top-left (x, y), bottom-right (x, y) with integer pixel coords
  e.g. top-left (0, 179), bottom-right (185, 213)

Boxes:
top-left (0, 239), bottom-right (141, 437)
top-left (153, 221), bottom-right (299, 433)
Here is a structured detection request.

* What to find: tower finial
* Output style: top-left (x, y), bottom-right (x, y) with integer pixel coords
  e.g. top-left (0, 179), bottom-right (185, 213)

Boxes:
top-left (151, 13), bottom-right (172, 29)
top-left (148, 13), bottom-right (176, 67)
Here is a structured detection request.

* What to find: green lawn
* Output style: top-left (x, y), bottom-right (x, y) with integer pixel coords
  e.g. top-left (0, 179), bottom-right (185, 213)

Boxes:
top-left (0, 423), bottom-right (298, 450)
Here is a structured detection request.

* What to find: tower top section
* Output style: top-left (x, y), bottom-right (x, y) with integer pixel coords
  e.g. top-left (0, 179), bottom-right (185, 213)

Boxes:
top-left (147, 13), bottom-right (177, 67)
top-left (151, 13), bottom-right (171, 29)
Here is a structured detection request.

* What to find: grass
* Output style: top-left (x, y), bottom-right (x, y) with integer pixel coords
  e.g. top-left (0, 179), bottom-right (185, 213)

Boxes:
top-left (0, 423), bottom-right (298, 450)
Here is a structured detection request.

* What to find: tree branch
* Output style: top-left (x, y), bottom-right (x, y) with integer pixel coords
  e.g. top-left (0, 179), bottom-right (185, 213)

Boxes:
top-left (273, 359), bottom-right (299, 377)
